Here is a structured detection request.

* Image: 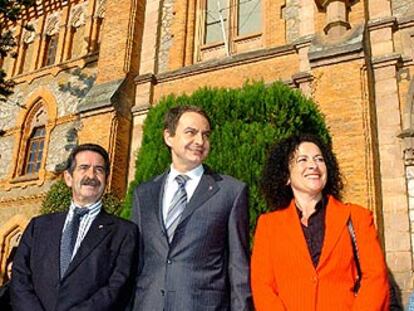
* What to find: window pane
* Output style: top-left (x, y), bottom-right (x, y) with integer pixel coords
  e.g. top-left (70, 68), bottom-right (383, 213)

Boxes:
top-left (205, 0), bottom-right (228, 44)
top-left (24, 126), bottom-right (46, 174)
top-left (43, 34), bottom-right (58, 66)
top-left (238, 0), bottom-right (261, 36)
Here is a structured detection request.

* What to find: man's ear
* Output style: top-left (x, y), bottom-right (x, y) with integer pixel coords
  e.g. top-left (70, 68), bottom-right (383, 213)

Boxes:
top-left (63, 170), bottom-right (73, 188)
top-left (164, 129), bottom-right (173, 148)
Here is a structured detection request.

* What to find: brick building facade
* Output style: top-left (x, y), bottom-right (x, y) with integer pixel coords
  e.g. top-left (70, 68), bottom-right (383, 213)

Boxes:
top-left (1, 0), bottom-right (414, 302)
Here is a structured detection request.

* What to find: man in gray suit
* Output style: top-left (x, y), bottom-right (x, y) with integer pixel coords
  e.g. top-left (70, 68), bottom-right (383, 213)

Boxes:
top-left (131, 106), bottom-right (252, 311)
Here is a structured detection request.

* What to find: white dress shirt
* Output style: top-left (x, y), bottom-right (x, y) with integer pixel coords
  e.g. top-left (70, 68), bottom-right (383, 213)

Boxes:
top-left (62, 200), bottom-right (102, 259)
top-left (162, 164), bottom-right (204, 225)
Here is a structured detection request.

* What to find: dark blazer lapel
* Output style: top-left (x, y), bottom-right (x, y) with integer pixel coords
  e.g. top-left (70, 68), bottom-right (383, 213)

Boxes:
top-left (152, 173), bottom-right (168, 233)
top-left (317, 196), bottom-right (350, 269)
top-left (178, 170), bottom-right (219, 226)
top-left (45, 213), bottom-right (66, 282)
top-left (62, 210), bottom-right (114, 279)
top-left (280, 201), bottom-right (315, 265)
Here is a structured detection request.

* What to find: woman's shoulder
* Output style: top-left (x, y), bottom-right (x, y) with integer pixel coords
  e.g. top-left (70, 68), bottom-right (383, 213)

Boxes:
top-left (337, 200), bottom-right (375, 230)
top-left (257, 207), bottom-right (290, 225)
top-left (345, 202), bottom-right (373, 219)
top-left (329, 196), bottom-right (372, 218)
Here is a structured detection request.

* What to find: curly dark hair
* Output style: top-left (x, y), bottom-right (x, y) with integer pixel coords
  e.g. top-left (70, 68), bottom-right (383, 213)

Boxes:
top-left (261, 134), bottom-right (343, 210)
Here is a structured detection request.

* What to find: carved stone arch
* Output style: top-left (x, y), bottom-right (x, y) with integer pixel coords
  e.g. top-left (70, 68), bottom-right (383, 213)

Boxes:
top-left (71, 5), bottom-right (86, 28)
top-left (18, 88), bottom-right (58, 125)
top-left (0, 214), bottom-right (29, 284)
top-left (45, 14), bottom-right (60, 36)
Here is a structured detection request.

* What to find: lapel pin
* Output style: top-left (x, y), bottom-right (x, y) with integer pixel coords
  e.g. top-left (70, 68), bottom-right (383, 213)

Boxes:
top-left (98, 225), bottom-right (104, 229)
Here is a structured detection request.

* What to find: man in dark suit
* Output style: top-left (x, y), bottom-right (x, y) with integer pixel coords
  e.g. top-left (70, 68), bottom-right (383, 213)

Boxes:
top-left (11, 143), bottom-right (138, 311)
top-left (131, 106), bottom-right (252, 311)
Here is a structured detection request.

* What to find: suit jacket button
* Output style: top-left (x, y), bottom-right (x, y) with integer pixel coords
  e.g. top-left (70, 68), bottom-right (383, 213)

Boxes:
top-left (161, 289), bottom-right (165, 296)
top-left (167, 259), bottom-right (172, 264)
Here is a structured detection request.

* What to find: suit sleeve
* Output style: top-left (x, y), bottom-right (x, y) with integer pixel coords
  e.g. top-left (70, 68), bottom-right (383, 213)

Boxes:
top-left (251, 215), bottom-right (286, 311)
top-left (10, 219), bottom-right (46, 311)
top-left (68, 224), bottom-right (139, 311)
top-left (228, 184), bottom-right (253, 311)
top-left (351, 207), bottom-right (390, 311)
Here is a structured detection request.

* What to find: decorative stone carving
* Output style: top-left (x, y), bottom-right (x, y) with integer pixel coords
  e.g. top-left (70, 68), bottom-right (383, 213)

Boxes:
top-left (96, 0), bottom-right (106, 18)
top-left (23, 24), bottom-right (36, 44)
top-left (45, 14), bottom-right (60, 36)
top-left (71, 4), bottom-right (86, 28)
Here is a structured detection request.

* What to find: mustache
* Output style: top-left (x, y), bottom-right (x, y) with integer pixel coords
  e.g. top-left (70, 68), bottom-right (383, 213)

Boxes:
top-left (81, 177), bottom-right (101, 187)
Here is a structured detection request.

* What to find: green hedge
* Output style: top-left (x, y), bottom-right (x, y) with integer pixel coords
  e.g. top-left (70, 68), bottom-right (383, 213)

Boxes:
top-left (41, 179), bottom-right (124, 216)
top-left (122, 80), bottom-right (330, 234)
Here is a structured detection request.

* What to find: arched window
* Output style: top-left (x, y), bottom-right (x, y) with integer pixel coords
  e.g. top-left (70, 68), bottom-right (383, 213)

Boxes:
top-left (43, 33), bottom-right (58, 67)
top-left (67, 25), bottom-right (84, 60)
top-left (17, 102), bottom-right (48, 177)
top-left (24, 126), bottom-right (46, 174)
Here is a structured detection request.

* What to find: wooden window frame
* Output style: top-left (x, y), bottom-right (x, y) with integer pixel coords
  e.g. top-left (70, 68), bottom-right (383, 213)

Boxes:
top-left (196, 0), bottom-right (263, 62)
top-left (23, 126), bottom-right (46, 175)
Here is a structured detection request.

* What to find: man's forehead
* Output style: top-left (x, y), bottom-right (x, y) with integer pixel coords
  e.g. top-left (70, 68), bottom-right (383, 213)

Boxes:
top-left (178, 112), bottom-right (210, 128)
top-left (75, 150), bottom-right (105, 164)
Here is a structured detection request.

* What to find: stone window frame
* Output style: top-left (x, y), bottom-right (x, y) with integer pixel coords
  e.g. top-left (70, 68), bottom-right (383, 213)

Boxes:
top-left (17, 26), bottom-right (36, 75)
top-left (9, 89), bottom-right (57, 187)
top-left (42, 15), bottom-right (60, 67)
top-left (92, 0), bottom-right (106, 52)
top-left (195, 0), bottom-right (264, 62)
top-left (66, 4), bottom-right (87, 60)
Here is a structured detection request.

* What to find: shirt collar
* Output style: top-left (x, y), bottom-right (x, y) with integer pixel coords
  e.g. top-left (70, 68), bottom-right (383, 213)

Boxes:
top-left (168, 164), bottom-right (204, 182)
top-left (295, 196), bottom-right (327, 218)
top-left (70, 199), bottom-right (102, 214)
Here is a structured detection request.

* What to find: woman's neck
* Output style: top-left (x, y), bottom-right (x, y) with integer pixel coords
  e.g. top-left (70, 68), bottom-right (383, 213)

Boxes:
top-left (294, 193), bottom-right (323, 226)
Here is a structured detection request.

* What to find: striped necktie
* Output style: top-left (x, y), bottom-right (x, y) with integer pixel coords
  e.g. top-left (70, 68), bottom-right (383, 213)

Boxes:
top-left (60, 207), bottom-right (89, 278)
top-left (165, 175), bottom-right (189, 243)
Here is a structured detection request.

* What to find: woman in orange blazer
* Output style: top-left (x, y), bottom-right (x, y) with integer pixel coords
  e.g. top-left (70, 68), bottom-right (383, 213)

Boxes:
top-left (251, 134), bottom-right (389, 310)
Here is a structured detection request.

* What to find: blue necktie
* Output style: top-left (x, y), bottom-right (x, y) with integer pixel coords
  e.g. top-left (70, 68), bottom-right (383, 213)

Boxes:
top-left (165, 175), bottom-right (189, 242)
top-left (60, 207), bottom-right (88, 278)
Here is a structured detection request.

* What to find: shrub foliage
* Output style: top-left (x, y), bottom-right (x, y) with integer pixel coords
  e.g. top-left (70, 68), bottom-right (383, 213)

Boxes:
top-left (40, 179), bottom-right (124, 216)
top-left (122, 80), bottom-right (330, 233)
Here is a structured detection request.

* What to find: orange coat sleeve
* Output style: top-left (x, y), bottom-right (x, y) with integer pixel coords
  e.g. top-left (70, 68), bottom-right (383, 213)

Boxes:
top-left (251, 215), bottom-right (286, 311)
top-left (350, 206), bottom-right (389, 311)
